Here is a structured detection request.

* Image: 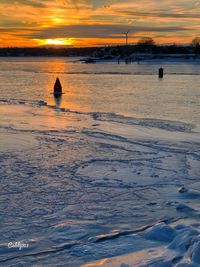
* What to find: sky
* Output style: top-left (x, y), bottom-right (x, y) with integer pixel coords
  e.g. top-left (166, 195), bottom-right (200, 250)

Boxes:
top-left (0, 0), bottom-right (200, 47)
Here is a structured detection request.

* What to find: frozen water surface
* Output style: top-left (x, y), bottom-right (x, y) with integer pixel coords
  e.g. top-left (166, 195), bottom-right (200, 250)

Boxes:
top-left (0, 58), bottom-right (200, 266)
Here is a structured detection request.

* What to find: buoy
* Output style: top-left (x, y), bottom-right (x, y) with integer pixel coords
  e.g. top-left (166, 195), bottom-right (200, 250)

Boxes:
top-left (158, 68), bottom-right (164, 78)
top-left (53, 77), bottom-right (62, 96)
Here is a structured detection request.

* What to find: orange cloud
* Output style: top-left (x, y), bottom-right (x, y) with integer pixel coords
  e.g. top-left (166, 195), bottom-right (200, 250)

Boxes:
top-left (0, 0), bottom-right (199, 47)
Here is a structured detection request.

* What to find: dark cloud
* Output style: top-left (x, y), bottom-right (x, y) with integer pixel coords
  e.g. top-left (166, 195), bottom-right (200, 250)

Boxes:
top-left (117, 10), bottom-right (200, 19)
top-left (0, 28), bottom-right (30, 32)
top-left (65, 0), bottom-right (113, 9)
top-left (15, 24), bottom-right (188, 39)
top-left (0, 0), bottom-right (47, 8)
top-left (0, 19), bottom-right (37, 28)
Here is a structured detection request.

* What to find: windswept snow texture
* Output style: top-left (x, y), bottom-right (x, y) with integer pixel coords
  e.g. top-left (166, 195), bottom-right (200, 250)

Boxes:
top-left (0, 102), bottom-right (200, 266)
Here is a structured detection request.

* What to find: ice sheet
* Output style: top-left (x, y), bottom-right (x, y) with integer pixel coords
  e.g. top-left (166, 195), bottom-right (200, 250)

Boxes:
top-left (0, 101), bottom-right (200, 266)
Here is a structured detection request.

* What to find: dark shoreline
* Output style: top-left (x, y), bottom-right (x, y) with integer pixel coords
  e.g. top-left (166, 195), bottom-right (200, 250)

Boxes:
top-left (0, 44), bottom-right (200, 57)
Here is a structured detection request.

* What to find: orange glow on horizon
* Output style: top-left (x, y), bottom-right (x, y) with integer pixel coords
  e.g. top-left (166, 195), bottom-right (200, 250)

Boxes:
top-left (0, 36), bottom-right (196, 48)
top-left (35, 38), bottom-right (74, 46)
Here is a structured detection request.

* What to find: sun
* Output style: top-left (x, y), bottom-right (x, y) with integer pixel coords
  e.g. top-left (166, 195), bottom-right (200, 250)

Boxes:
top-left (35, 38), bottom-right (74, 46)
top-left (46, 39), bottom-right (65, 45)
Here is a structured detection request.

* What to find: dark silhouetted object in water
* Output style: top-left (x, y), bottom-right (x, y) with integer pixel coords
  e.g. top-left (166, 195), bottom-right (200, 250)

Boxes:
top-left (159, 68), bottom-right (164, 78)
top-left (54, 77), bottom-right (62, 96)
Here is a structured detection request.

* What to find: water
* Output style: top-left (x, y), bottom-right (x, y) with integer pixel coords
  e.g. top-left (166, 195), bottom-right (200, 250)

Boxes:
top-left (0, 57), bottom-right (200, 125)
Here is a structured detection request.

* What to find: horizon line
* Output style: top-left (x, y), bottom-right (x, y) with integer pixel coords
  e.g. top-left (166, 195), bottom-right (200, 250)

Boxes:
top-left (0, 42), bottom-right (195, 49)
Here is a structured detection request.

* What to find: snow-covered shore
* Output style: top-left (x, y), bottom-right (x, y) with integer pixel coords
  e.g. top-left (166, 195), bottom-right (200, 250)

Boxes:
top-left (0, 100), bottom-right (200, 266)
top-left (82, 54), bottom-right (200, 65)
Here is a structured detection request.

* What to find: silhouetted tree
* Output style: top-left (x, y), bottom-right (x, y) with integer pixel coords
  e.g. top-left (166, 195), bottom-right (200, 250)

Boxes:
top-left (137, 37), bottom-right (156, 53)
top-left (137, 37), bottom-right (155, 46)
top-left (191, 37), bottom-right (200, 53)
top-left (192, 37), bottom-right (200, 47)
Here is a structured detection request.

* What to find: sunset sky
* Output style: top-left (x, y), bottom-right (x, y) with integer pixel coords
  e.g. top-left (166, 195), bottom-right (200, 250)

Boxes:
top-left (0, 0), bottom-right (200, 47)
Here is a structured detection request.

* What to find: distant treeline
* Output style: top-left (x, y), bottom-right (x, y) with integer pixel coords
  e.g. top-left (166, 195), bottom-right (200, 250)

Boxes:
top-left (1, 41), bottom-right (200, 57)
top-left (0, 47), bottom-right (99, 57)
top-left (94, 44), bottom-right (199, 57)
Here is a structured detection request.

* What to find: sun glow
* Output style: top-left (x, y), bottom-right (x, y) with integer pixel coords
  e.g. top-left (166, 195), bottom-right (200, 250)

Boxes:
top-left (36, 38), bottom-right (74, 46)
top-left (46, 39), bottom-right (66, 45)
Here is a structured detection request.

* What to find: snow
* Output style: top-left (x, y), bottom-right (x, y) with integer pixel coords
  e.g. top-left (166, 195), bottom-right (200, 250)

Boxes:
top-left (144, 223), bottom-right (176, 242)
top-left (82, 223), bottom-right (200, 266)
top-left (0, 100), bottom-right (200, 266)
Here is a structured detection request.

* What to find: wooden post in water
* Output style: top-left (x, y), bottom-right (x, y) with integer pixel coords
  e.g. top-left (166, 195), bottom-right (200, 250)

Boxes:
top-left (158, 67), bottom-right (164, 78)
top-left (54, 77), bottom-right (62, 96)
